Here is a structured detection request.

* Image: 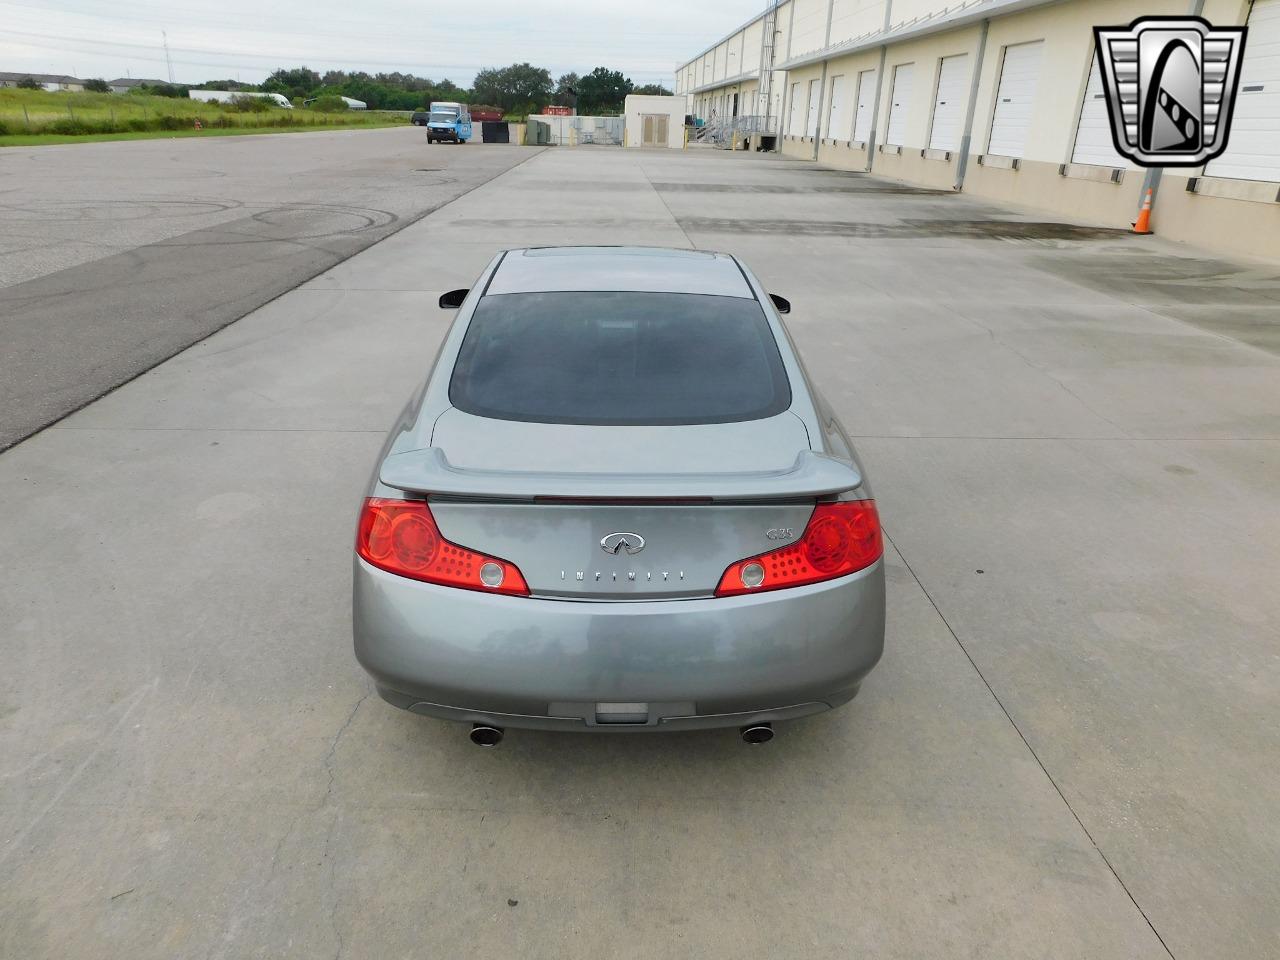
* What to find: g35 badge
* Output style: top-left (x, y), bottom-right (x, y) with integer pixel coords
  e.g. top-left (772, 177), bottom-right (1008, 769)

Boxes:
top-left (766, 527), bottom-right (794, 541)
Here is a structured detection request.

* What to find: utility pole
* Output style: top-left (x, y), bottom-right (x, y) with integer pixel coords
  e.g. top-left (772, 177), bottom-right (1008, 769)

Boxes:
top-left (162, 30), bottom-right (175, 84)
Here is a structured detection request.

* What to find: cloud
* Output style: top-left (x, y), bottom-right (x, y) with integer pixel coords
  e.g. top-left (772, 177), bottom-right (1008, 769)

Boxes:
top-left (0, 0), bottom-right (754, 84)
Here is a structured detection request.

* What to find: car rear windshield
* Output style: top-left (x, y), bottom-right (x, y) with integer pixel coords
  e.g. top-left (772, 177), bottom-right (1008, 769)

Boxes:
top-left (448, 291), bottom-right (792, 426)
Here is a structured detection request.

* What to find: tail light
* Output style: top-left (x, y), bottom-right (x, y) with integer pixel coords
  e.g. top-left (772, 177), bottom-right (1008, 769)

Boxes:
top-left (715, 500), bottom-right (882, 597)
top-left (356, 498), bottom-right (529, 596)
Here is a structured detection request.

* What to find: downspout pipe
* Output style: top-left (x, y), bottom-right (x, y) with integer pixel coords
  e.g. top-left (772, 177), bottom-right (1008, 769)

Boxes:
top-left (1140, 0), bottom-right (1208, 218)
top-left (760, 3), bottom-right (774, 134)
top-left (865, 0), bottom-right (895, 172)
top-left (777, 0), bottom-right (798, 147)
top-left (813, 0), bottom-right (837, 160)
top-left (813, 63), bottom-right (830, 160)
top-left (865, 48), bottom-right (888, 172)
top-left (953, 18), bottom-right (990, 191)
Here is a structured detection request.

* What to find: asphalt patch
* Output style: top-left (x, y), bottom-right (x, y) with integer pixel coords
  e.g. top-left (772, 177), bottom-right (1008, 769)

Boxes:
top-left (0, 204), bottom-right (395, 450)
top-left (0, 144), bottom-right (541, 451)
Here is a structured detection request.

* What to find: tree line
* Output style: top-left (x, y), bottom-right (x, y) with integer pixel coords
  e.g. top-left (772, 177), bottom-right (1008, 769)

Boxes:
top-left (259, 64), bottom-right (671, 114)
top-left (20, 63), bottom-right (673, 116)
top-left (86, 65), bottom-right (667, 115)
top-left (471, 64), bottom-right (672, 116)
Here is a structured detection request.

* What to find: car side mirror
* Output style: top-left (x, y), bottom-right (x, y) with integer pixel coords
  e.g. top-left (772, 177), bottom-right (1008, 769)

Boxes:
top-left (439, 288), bottom-right (469, 309)
top-left (769, 294), bottom-right (791, 315)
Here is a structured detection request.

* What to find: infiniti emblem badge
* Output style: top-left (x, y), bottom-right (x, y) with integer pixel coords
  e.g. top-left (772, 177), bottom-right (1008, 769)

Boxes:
top-left (600, 532), bottom-right (646, 556)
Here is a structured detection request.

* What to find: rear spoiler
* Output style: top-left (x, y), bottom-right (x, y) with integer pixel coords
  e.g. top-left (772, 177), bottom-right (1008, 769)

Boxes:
top-left (379, 448), bottom-right (862, 502)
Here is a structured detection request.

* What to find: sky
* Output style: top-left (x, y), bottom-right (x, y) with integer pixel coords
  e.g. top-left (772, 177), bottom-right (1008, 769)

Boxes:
top-left (1, 0), bottom-right (758, 86)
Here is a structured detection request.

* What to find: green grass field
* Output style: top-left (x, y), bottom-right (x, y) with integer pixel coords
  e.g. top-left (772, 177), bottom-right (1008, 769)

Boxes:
top-left (0, 89), bottom-right (408, 146)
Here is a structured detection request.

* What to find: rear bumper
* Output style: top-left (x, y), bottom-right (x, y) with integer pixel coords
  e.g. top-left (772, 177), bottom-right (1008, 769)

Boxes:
top-left (353, 556), bottom-right (885, 731)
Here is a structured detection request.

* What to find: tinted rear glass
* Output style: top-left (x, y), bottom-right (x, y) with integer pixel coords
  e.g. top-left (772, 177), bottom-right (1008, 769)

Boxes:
top-left (449, 292), bottom-right (791, 425)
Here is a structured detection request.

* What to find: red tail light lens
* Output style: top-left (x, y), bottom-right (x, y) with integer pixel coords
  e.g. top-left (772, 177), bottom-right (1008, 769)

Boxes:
top-left (356, 498), bottom-right (529, 596)
top-left (715, 500), bottom-right (882, 597)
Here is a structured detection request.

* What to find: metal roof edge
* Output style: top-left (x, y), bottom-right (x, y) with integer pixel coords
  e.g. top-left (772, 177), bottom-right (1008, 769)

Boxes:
top-left (776, 0), bottom-right (1066, 71)
top-left (689, 70), bottom-right (762, 95)
top-left (678, 0), bottom-right (786, 72)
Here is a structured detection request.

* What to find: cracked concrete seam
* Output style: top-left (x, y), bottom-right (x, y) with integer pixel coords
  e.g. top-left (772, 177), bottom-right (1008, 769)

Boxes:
top-left (319, 689), bottom-right (367, 960)
top-left (209, 687), bottom-right (368, 960)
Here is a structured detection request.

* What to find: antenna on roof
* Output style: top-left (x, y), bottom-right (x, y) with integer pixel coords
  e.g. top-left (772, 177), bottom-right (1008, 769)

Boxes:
top-left (162, 30), bottom-right (175, 84)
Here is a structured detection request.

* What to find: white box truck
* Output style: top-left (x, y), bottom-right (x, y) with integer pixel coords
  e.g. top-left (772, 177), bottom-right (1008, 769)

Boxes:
top-left (188, 90), bottom-right (293, 108)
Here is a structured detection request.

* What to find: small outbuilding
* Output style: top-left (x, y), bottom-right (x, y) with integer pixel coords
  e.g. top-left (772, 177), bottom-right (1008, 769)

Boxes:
top-left (623, 94), bottom-right (686, 149)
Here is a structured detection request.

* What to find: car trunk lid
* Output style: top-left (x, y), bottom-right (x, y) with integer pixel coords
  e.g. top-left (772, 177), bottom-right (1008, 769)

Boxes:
top-left (380, 410), bottom-right (861, 599)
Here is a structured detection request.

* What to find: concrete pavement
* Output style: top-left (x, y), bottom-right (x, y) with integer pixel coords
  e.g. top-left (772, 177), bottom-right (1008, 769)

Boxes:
top-left (2, 144), bottom-right (1278, 959)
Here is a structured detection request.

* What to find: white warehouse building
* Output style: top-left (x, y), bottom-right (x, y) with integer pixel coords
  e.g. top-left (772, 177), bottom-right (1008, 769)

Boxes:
top-left (675, 0), bottom-right (1279, 258)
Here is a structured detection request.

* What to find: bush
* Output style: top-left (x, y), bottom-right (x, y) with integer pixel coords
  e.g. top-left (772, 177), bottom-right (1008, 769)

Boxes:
top-left (45, 118), bottom-right (95, 135)
top-left (16, 77), bottom-right (41, 90)
top-left (0, 119), bottom-right (10, 135)
top-left (84, 78), bottom-right (111, 93)
top-left (308, 95), bottom-right (348, 112)
top-left (133, 83), bottom-right (186, 98)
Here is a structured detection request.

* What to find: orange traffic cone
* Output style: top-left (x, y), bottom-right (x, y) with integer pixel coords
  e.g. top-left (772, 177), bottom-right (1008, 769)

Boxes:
top-left (1133, 188), bottom-right (1153, 235)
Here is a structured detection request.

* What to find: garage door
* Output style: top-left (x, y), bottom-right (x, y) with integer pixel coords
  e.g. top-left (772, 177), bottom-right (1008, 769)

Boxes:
top-left (1206, 0), bottom-right (1280, 181)
top-left (1071, 55), bottom-right (1134, 168)
top-left (788, 82), bottom-right (803, 135)
top-left (886, 63), bottom-right (914, 146)
top-left (929, 54), bottom-right (969, 151)
top-left (988, 40), bottom-right (1044, 158)
top-left (853, 68), bottom-right (877, 143)
top-left (827, 74), bottom-right (848, 140)
top-left (806, 79), bottom-right (822, 137)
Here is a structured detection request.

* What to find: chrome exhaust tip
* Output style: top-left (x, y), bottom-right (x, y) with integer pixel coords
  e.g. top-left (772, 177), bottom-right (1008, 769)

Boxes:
top-left (469, 724), bottom-right (504, 747)
top-left (740, 723), bottom-right (774, 744)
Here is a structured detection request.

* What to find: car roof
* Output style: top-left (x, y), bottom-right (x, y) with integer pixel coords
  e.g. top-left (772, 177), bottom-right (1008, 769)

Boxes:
top-left (485, 246), bottom-right (754, 299)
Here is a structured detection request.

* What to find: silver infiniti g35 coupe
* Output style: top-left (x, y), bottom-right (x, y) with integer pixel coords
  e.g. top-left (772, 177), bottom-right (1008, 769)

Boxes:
top-left (353, 247), bottom-right (885, 744)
